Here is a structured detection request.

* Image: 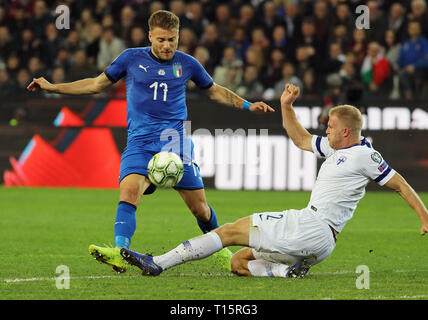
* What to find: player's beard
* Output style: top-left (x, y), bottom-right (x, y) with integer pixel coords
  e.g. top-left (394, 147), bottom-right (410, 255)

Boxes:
top-left (152, 46), bottom-right (175, 61)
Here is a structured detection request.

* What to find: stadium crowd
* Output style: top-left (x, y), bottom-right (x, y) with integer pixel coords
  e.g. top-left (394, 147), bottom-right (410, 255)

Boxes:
top-left (1, 0), bottom-right (428, 107)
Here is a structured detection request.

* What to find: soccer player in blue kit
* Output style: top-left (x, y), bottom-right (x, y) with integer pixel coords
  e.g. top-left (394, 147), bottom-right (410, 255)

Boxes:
top-left (27, 10), bottom-right (274, 272)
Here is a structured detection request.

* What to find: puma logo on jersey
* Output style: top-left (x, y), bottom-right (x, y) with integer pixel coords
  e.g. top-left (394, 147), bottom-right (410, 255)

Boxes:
top-left (139, 65), bottom-right (149, 72)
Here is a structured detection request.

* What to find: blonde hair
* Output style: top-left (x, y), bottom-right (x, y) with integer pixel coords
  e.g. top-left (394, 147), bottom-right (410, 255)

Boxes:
top-left (329, 104), bottom-right (363, 135)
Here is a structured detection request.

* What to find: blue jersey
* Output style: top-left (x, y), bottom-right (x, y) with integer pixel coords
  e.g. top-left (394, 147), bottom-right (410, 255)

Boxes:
top-left (105, 47), bottom-right (213, 142)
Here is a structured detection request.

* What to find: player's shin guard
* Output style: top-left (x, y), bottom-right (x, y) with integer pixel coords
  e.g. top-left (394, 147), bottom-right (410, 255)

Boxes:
top-left (196, 206), bottom-right (219, 233)
top-left (114, 201), bottom-right (137, 249)
top-left (154, 231), bottom-right (223, 270)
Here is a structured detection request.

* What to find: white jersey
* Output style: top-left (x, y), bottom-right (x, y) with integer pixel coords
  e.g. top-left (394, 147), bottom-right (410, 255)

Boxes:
top-left (308, 135), bottom-right (396, 233)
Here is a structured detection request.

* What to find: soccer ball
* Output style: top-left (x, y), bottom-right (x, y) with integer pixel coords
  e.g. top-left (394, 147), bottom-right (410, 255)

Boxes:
top-left (147, 151), bottom-right (184, 188)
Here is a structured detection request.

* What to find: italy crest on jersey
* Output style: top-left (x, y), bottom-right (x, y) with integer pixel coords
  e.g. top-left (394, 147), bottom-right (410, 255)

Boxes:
top-left (173, 63), bottom-right (182, 77)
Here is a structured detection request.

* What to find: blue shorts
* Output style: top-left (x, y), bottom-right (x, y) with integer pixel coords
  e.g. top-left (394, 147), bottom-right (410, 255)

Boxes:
top-left (119, 135), bottom-right (204, 195)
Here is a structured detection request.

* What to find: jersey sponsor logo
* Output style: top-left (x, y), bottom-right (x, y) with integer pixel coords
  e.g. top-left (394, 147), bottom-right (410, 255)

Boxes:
top-left (370, 152), bottom-right (382, 164)
top-left (138, 65), bottom-right (149, 72)
top-left (337, 156), bottom-right (347, 165)
top-left (173, 63), bottom-right (182, 77)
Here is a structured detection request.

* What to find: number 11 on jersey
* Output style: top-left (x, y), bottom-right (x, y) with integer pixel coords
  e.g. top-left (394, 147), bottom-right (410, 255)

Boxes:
top-left (150, 82), bottom-right (168, 101)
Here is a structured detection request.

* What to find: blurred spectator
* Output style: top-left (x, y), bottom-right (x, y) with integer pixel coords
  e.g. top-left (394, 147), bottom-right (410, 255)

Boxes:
top-left (396, 20), bottom-right (428, 99)
top-left (318, 74), bottom-right (344, 128)
top-left (281, 1), bottom-right (302, 39)
top-left (235, 65), bottom-right (264, 100)
top-left (68, 49), bottom-right (99, 82)
top-left (28, 0), bottom-right (51, 40)
top-left (193, 46), bottom-right (210, 68)
top-left (227, 26), bottom-right (250, 62)
top-left (349, 28), bottom-right (368, 69)
top-left (361, 41), bottom-right (391, 98)
top-left (214, 4), bottom-right (236, 44)
top-left (76, 8), bottom-right (97, 44)
top-left (250, 27), bottom-right (270, 58)
top-left (41, 23), bottom-right (62, 69)
top-left (27, 56), bottom-right (44, 79)
top-left (331, 24), bottom-right (350, 53)
top-left (128, 26), bottom-right (149, 48)
top-left (199, 23), bottom-right (224, 71)
top-left (408, 0), bottom-right (428, 38)
top-left (186, 2), bottom-right (207, 38)
top-left (15, 68), bottom-right (32, 96)
top-left (313, 0), bottom-right (331, 43)
top-left (0, 69), bottom-right (16, 98)
top-left (273, 62), bottom-right (303, 99)
top-left (269, 25), bottom-right (291, 55)
top-left (7, 6), bottom-right (28, 38)
top-left (169, 0), bottom-right (192, 30)
top-left (237, 4), bottom-right (255, 33)
top-left (86, 23), bottom-right (103, 64)
top-left (213, 46), bottom-right (243, 88)
top-left (187, 45), bottom-right (211, 93)
top-left (118, 6), bottom-right (137, 41)
top-left (62, 30), bottom-right (86, 56)
top-left (323, 42), bottom-right (346, 76)
top-left (384, 29), bottom-right (402, 66)
top-left (366, 0), bottom-right (388, 43)
top-left (0, 26), bottom-right (15, 59)
top-left (301, 69), bottom-right (320, 100)
top-left (263, 48), bottom-right (285, 88)
top-left (256, 1), bottom-right (285, 40)
top-left (54, 48), bottom-right (71, 73)
top-left (101, 14), bottom-right (115, 29)
top-left (294, 45), bottom-right (316, 81)
top-left (97, 27), bottom-right (126, 71)
top-left (6, 54), bottom-right (21, 79)
top-left (0, 6), bottom-right (6, 27)
top-left (387, 3), bottom-right (407, 42)
top-left (245, 46), bottom-right (265, 72)
top-left (179, 27), bottom-right (198, 55)
top-left (333, 3), bottom-right (354, 38)
top-left (295, 17), bottom-right (326, 61)
top-left (93, 0), bottom-right (112, 22)
top-left (149, 1), bottom-right (165, 16)
top-left (18, 28), bottom-right (39, 65)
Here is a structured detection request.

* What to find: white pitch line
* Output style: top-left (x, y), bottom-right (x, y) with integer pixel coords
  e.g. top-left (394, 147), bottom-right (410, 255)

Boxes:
top-left (3, 269), bottom-right (428, 284)
top-left (3, 275), bottom-right (138, 283)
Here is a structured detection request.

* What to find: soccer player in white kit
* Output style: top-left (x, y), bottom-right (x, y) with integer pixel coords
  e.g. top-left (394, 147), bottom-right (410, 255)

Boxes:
top-left (120, 84), bottom-right (428, 278)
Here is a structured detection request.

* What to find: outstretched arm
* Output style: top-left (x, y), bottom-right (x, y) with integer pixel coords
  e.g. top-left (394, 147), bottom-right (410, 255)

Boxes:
top-left (27, 72), bottom-right (113, 95)
top-left (206, 83), bottom-right (275, 114)
top-left (280, 83), bottom-right (313, 151)
top-left (384, 172), bottom-right (428, 235)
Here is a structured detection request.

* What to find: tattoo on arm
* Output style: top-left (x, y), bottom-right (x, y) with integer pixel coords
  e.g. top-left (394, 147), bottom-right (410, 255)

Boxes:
top-left (209, 84), bottom-right (244, 109)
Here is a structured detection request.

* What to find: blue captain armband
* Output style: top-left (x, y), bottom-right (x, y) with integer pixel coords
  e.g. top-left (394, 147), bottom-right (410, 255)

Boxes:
top-left (242, 101), bottom-right (251, 111)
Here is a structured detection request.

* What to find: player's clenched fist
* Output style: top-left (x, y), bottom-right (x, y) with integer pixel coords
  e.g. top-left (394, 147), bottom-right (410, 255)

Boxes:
top-left (27, 77), bottom-right (56, 93)
top-left (280, 83), bottom-right (300, 106)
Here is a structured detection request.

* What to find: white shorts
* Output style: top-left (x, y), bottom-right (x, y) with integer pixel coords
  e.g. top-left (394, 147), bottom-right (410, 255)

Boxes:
top-left (249, 208), bottom-right (336, 266)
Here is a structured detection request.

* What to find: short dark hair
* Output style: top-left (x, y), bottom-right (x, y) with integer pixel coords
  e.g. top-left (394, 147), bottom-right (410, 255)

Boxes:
top-left (148, 10), bottom-right (180, 31)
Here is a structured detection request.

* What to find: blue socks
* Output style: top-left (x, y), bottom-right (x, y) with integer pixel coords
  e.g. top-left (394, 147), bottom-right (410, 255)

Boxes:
top-left (114, 202), bottom-right (218, 248)
top-left (114, 201), bottom-right (136, 249)
top-left (197, 206), bottom-right (219, 233)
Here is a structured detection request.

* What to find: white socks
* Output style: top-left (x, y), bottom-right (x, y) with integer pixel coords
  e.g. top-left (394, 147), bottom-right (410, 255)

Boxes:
top-left (247, 259), bottom-right (290, 278)
top-left (153, 232), bottom-right (223, 270)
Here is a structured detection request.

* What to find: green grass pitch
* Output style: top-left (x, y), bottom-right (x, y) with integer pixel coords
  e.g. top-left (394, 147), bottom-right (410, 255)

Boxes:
top-left (1, 187), bottom-right (427, 300)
